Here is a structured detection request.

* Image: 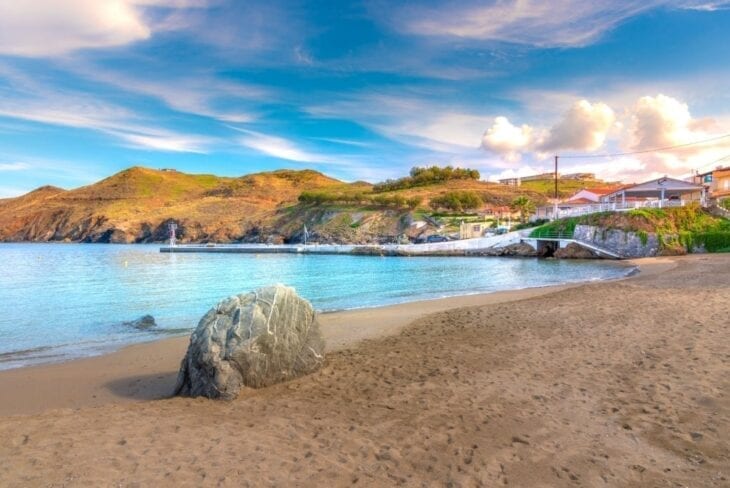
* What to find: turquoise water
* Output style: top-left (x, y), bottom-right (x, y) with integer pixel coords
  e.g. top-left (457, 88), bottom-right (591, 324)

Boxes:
top-left (0, 244), bottom-right (631, 369)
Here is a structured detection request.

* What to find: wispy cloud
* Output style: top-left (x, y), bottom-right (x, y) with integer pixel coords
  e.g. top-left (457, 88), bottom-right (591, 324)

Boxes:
top-left (234, 128), bottom-right (338, 164)
top-left (0, 162), bottom-right (31, 171)
top-left (680, 1), bottom-right (730, 11)
top-left (63, 61), bottom-right (267, 123)
top-left (0, 186), bottom-right (30, 198)
top-left (389, 1), bottom-right (664, 47)
top-left (0, 63), bottom-right (216, 153)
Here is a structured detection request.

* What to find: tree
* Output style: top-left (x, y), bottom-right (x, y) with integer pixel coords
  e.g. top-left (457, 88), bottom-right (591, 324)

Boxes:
top-left (429, 191), bottom-right (482, 212)
top-left (511, 196), bottom-right (536, 223)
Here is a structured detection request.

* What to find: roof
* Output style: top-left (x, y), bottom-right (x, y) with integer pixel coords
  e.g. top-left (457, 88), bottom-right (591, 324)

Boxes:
top-left (583, 187), bottom-right (623, 195)
top-left (566, 197), bottom-right (594, 204)
top-left (603, 177), bottom-right (704, 199)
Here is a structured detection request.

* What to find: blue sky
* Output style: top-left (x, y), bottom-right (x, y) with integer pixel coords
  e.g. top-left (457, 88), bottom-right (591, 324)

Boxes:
top-left (1, 0), bottom-right (730, 196)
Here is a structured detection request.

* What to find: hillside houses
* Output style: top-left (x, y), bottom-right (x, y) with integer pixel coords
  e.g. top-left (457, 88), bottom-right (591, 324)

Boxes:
top-left (693, 166), bottom-right (730, 205)
top-left (533, 176), bottom-right (706, 221)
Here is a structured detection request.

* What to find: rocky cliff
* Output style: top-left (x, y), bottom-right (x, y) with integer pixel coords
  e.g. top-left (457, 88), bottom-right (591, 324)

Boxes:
top-left (0, 166), bottom-right (548, 244)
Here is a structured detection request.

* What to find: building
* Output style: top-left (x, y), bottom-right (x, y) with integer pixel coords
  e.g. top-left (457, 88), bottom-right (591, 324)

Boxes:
top-left (693, 166), bottom-right (730, 204)
top-left (532, 186), bottom-right (621, 220)
top-left (600, 177), bottom-right (705, 207)
top-left (566, 187), bottom-right (623, 203)
top-left (712, 168), bottom-right (730, 203)
top-left (521, 172), bottom-right (557, 182)
top-left (561, 172), bottom-right (596, 180)
top-left (499, 172), bottom-right (560, 187)
top-left (499, 177), bottom-right (521, 187)
top-left (459, 221), bottom-right (488, 239)
top-left (532, 177), bottom-right (706, 221)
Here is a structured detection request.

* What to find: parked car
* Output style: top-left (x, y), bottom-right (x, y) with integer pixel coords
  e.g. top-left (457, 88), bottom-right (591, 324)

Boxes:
top-left (426, 235), bottom-right (449, 243)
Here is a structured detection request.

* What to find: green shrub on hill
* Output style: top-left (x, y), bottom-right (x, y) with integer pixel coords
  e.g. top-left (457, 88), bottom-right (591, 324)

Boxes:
top-left (373, 165), bottom-right (479, 192)
top-left (298, 190), bottom-right (413, 209)
top-left (429, 191), bottom-right (482, 212)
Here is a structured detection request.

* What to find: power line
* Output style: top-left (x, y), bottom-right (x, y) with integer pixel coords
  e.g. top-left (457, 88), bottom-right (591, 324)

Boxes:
top-left (693, 153), bottom-right (730, 175)
top-left (558, 132), bottom-right (730, 159)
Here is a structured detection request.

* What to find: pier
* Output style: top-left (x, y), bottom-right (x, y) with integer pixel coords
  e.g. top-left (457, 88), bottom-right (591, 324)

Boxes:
top-left (159, 230), bottom-right (527, 256)
top-left (160, 228), bottom-right (622, 259)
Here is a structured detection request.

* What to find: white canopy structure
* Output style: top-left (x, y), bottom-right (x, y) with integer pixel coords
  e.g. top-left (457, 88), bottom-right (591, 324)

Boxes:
top-left (601, 177), bottom-right (706, 207)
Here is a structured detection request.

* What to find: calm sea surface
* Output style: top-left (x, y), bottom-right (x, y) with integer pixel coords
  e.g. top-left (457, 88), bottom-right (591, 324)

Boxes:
top-left (0, 243), bottom-right (632, 369)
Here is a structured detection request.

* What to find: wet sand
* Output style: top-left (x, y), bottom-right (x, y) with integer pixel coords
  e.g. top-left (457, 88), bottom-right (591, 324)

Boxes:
top-left (0, 255), bottom-right (727, 486)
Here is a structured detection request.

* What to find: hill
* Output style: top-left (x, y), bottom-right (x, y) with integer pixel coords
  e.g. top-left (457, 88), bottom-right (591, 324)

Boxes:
top-left (519, 177), bottom-right (620, 198)
top-left (0, 166), bottom-right (612, 244)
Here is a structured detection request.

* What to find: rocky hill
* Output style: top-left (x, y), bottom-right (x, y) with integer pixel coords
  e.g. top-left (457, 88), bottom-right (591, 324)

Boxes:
top-left (0, 166), bottom-right (606, 244)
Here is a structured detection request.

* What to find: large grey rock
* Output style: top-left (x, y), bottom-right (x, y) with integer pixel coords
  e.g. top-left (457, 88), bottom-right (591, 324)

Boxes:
top-left (174, 285), bottom-right (325, 399)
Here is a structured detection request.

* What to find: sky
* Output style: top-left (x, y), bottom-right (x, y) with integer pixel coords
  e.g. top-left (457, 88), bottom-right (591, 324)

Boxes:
top-left (1, 0), bottom-right (730, 197)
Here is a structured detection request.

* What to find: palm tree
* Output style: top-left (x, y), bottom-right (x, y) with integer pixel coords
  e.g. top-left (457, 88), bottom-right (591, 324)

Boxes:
top-left (511, 196), bottom-right (536, 223)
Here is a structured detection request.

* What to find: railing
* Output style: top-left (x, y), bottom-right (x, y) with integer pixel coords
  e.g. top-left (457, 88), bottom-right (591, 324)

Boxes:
top-left (527, 230), bottom-right (575, 239)
top-left (524, 229), bottom-right (623, 258)
top-left (542, 199), bottom-right (699, 220)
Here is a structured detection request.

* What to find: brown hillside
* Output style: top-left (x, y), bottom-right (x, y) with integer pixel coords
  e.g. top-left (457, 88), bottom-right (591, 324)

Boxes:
top-left (0, 167), bottom-right (609, 244)
top-left (0, 167), bottom-right (356, 243)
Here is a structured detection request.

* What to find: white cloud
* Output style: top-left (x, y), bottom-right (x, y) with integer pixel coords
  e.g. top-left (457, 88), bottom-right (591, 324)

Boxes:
top-left (480, 93), bottom-right (730, 182)
top-left (631, 94), bottom-right (698, 150)
top-left (0, 186), bottom-right (30, 198)
top-left (235, 129), bottom-right (335, 164)
top-left (481, 117), bottom-right (536, 161)
top-left (307, 93), bottom-right (491, 153)
top-left (63, 62), bottom-right (266, 122)
top-left (0, 70), bottom-right (216, 153)
top-left (0, 0), bottom-right (205, 57)
top-left (680, 1), bottom-right (730, 11)
top-left (396, 1), bottom-right (663, 47)
top-left (0, 162), bottom-right (31, 171)
top-left (116, 130), bottom-right (211, 153)
top-left (540, 100), bottom-right (615, 152)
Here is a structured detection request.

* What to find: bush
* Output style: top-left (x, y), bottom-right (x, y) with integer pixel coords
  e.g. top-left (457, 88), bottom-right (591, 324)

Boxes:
top-left (406, 196), bottom-right (423, 209)
top-left (373, 165), bottom-right (480, 192)
top-left (693, 231), bottom-right (730, 252)
top-left (429, 191), bottom-right (482, 212)
top-left (721, 199), bottom-right (730, 210)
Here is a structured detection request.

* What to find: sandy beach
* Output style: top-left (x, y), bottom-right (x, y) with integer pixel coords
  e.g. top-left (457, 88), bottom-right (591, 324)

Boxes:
top-left (0, 255), bottom-right (727, 486)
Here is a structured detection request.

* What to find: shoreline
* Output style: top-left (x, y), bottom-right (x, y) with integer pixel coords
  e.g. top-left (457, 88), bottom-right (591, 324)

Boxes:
top-left (0, 257), bottom-right (671, 417)
top-left (0, 257), bottom-right (634, 373)
top-left (2, 254), bottom-right (726, 486)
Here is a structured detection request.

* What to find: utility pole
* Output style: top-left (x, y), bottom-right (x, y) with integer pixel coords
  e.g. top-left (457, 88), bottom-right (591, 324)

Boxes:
top-left (554, 155), bottom-right (559, 199)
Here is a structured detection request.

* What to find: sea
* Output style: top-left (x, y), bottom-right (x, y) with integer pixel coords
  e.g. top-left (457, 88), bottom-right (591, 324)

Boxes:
top-left (0, 243), bottom-right (633, 370)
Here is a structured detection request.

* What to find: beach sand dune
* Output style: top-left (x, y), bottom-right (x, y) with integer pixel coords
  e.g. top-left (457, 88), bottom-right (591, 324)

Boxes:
top-left (0, 255), bottom-right (728, 486)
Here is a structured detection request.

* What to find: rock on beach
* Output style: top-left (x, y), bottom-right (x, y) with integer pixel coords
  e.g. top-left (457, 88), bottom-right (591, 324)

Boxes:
top-left (123, 314), bottom-right (156, 330)
top-left (174, 284), bottom-right (325, 399)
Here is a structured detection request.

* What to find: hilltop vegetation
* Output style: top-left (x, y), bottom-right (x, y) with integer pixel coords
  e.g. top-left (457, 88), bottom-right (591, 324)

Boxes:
top-left (519, 177), bottom-right (618, 198)
top-left (373, 165), bottom-right (480, 192)
top-left (0, 165), bottom-right (615, 244)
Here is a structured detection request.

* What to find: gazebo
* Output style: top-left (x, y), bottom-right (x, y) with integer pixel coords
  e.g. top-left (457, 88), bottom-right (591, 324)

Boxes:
top-left (601, 177), bottom-right (706, 208)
